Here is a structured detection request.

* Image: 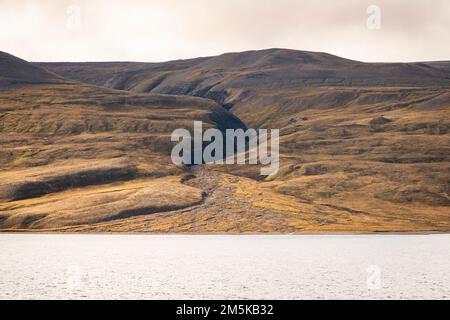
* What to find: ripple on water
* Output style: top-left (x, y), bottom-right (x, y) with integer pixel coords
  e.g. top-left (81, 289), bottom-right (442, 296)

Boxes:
top-left (0, 234), bottom-right (449, 299)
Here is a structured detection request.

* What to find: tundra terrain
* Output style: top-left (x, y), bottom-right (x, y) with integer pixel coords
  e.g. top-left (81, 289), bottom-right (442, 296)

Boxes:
top-left (0, 49), bottom-right (449, 232)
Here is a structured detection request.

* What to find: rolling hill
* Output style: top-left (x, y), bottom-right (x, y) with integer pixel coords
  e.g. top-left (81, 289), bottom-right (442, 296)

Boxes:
top-left (0, 49), bottom-right (449, 232)
top-left (0, 52), bottom-right (246, 230)
top-left (0, 51), bottom-right (63, 88)
top-left (37, 48), bottom-right (450, 122)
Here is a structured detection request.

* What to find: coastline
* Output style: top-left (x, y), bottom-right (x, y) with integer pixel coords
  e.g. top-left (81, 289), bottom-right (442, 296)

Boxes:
top-left (1, 230), bottom-right (449, 235)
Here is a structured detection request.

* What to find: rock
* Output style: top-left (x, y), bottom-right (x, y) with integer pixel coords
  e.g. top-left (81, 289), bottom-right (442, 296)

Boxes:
top-left (369, 116), bottom-right (393, 126)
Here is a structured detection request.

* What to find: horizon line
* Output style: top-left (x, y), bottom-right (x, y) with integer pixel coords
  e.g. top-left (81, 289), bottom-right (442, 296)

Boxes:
top-left (3, 48), bottom-right (447, 65)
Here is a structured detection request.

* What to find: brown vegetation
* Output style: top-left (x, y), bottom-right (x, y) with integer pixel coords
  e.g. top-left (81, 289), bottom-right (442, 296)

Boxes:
top-left (0, 49), bottom-right (449, 232)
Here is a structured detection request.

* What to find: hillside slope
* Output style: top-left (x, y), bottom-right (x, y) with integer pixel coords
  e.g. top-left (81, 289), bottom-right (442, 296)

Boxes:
top-left (0, 53), bottom-right (247, 230)
top-left (1, 49), bottom-right (448, 232)
top-left (33, 49), bottom-right (450, 232)
top-left (37, 48), bottom-right (450, 114)
top-left (0, 51), bottom-right (63, 88)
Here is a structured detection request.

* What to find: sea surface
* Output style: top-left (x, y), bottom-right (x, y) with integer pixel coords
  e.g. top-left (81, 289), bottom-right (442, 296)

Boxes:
top-left (0, 234), bottom-right (449, 299)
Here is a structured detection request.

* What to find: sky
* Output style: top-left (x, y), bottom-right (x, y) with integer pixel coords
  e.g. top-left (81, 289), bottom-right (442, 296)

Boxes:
top-left (0, 0), bottom-right (449, 63)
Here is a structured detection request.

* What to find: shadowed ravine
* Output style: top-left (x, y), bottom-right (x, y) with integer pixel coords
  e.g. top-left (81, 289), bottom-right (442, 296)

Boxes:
top-left (52, 166), bottom-right (289, 233)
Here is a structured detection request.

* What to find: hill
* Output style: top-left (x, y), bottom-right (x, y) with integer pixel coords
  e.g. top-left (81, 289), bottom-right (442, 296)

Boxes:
top-left (0, 49), bottom-right (449, 232)
top-left (0, 53), bottom-right (246, 229)
top-left (0, 51), bottom-right (63, 88)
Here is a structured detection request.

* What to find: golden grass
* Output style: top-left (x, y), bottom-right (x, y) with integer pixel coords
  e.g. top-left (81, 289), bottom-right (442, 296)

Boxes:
top-left (0, 176), bottom-right (204, 229)
top-left (0, 53), bottom-right (449, 233)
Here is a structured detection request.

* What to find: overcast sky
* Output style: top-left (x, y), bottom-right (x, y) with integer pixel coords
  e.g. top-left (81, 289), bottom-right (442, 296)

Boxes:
top-left (1, 0), bottom-right (449, 63)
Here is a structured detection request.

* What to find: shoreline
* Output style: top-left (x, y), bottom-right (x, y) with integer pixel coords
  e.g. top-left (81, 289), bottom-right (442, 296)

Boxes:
top-left (1, 230), bottom-right (449, 236)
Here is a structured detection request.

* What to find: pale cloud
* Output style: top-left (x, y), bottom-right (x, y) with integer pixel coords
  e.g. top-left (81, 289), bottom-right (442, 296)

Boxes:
top-left (0, 0), bottom-right (448, 62)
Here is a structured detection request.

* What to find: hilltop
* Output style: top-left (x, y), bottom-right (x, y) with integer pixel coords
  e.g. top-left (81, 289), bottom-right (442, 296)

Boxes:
top-left (0, 51), bottom-right (63, 88)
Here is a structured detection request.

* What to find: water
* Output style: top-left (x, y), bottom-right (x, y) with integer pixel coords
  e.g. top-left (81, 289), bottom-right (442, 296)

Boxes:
top-left (0, 234), bottom-right (449, 299)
